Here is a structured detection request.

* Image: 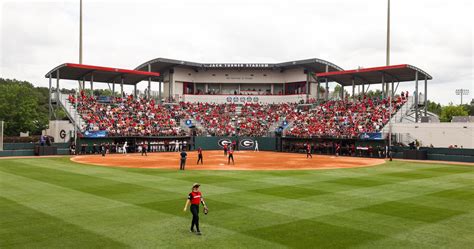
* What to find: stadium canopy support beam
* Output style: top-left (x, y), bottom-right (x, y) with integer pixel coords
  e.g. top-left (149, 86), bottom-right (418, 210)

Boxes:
top-left (324, 65), bottom-right (329, 101)
top-left (159, 81), bottom-right (162, 104)
top-left (351, 78), bottom-right (355, 101)
top-left (147, 64), bottom-right (152, 99)
top-left (381, 74), bottom-right (385, 98)
top-left (340, 85), bottom-right (344, 100)
top-left (305, 70), bottom-right (310, 103)
top-left (316, 77), bottom-right (320, 101)
top-left (48, 74), bottom-right (52, 120)
top-left (424, 77), bottom-right (428, 116)
top-left (415, 71), bottom-right (419, 122)
top-left (120, 77), bottom-right (124, 97)
top-left (112, 81), bottom-right (115, 97)
top-left (134, 84), bottom-right (137, 98)
top-left (90, 74), bottom-right (94, 92)
top-left (362, 82), bottom-right (365, 97)
top-left (391, 80), bottom-right (394, 99)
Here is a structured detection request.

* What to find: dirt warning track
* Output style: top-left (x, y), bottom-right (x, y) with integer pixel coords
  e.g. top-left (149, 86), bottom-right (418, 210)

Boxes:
top-left (71, 150), bottom-right (385, 170)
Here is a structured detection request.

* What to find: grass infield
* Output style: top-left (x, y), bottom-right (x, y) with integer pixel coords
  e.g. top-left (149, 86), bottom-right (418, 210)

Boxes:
top-left (0, 157), bottom-right (473, 248)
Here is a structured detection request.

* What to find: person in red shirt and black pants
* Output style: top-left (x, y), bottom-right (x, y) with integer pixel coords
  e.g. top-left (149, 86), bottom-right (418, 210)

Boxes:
top-left (183, 183), bottom-right (208, 235)
top-left (306, 144), bottom-right (312, 159)
top-left (197, 147), bottom-right (203, 165)
top-left (228, 149), bottom-right (234, 165)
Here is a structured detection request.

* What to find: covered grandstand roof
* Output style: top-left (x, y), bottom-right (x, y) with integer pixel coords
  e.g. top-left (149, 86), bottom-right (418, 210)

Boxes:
top-left (134, 58), bottom-right (343, 73)
top-left (315, 64), bottom-right (432, 86)
top-left (45, 63), bottom-right (161, 85)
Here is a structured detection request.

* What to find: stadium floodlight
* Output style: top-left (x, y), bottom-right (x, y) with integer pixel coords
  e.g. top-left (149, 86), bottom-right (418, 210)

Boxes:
top-left (455, 89), bottom-right (469, 105)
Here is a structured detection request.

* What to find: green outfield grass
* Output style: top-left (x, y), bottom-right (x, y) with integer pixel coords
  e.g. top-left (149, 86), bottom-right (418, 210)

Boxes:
top-left (1, 157), bottom-right (473, 249)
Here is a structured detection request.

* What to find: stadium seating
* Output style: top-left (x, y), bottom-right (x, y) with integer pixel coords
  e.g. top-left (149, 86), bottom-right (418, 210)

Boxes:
top-left (69, 92), bottom-right (407, 138)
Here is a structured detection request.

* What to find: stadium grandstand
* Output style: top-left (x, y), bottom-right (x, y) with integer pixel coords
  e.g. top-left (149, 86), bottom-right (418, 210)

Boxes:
top-left (27, 57), bottom-right (469, 161)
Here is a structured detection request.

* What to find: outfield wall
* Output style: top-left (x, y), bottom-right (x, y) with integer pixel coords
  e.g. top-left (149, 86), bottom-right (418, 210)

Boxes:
top-left (390, 123), bottom-right (474, 148)
top-left (0, 143), bottom-right (70, 157)
top-left (391, 147), bottom-right (474, 163)
top-left (194, 137), bottom-right (276, 151)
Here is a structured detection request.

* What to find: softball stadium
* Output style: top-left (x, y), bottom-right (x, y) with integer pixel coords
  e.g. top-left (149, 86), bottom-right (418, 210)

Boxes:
top-left (1, 1), bottom-right (474, 249)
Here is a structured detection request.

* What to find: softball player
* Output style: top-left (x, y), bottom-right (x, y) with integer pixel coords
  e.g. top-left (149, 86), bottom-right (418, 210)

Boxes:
top-left (306, 144), bottom-right (312, 158)
top-left (228, 149), bottom-right (234, 165)
top-left (197, 147), bottom-right (203, 165)
top-left (183, 183), bottom-right (208, 235)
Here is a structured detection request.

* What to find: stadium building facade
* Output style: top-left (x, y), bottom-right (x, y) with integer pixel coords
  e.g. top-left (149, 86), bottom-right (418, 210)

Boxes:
top-left (134, 58), bottom-right (343, 104)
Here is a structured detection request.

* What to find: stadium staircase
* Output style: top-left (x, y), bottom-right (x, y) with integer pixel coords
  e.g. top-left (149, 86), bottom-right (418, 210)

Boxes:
top-left (55, 92), bottom-right (85, 131)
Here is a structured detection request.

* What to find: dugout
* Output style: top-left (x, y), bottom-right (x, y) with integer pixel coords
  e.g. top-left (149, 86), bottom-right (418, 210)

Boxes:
top-left (280, 137), bottom-right (388, 158)
top-left (76, 136), bottom-right (192, 154)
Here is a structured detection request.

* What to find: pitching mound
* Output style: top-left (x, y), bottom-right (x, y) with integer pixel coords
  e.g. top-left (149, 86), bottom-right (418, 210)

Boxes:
top-left (71, 150), bottom-right (385, 170)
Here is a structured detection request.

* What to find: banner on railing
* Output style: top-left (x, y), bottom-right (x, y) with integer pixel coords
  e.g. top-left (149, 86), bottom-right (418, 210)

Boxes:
top-left (84, 130), bottom-right (108, 138)
top-left (359, 132), bottom-right (383, 140)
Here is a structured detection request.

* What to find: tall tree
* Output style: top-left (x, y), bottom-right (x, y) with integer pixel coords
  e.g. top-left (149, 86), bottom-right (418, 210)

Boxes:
top-left (440, 104), bottom-right (469, 122)
top-left (0, 79), bottom-right (48, 135)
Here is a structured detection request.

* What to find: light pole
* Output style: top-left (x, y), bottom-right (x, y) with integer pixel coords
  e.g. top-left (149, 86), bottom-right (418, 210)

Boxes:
top-left (455, 89), bottom-right (469, 105)
top-left (386, 0), bottom-right (390, 66)
top-left (79, 0), bottom-right (83, 64)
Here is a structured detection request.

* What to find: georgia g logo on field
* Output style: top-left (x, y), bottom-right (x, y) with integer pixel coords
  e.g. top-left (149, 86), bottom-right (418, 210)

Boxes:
top-left (217, 139), bottom-right (232, 148)
top-left (240, 139), bottom-right (255, 148)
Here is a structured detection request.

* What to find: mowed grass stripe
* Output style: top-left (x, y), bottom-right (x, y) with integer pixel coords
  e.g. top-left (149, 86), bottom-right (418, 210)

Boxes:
top-left (0, 197), bottom-right (127, 249)
top-left (1, 157), bottom-right (473, 248)
top-left (0, 168), bottom-right (284, 248)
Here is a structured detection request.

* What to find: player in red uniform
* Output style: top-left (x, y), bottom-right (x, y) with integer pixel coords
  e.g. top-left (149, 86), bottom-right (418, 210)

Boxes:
top-left (228, 149), bottom-right (234, 165)
top-left (197, 147), bottom-right (203, 165)
top-left (306, 144), bottom-right (312, 159)
top-left (223, 144), bottom-right (228, 156)
top-left (183, 183), bottom-right (208, 235)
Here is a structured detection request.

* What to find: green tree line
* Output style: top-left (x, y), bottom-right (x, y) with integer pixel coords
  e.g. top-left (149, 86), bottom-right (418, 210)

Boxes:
top-left (0, 78), bottom-right (472, 136)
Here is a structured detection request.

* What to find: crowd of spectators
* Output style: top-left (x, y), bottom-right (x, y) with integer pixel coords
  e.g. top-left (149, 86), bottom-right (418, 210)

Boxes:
top-left (69, 92), bottom-right (407, 138)
top-left (69, 91), bottom-right (187, 136)
top-left (285, 95), bottom-right (407, 138)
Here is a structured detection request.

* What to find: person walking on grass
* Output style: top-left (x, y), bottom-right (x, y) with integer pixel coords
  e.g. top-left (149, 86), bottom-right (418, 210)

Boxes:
top-left (183, 183), bottom-right (208, 235)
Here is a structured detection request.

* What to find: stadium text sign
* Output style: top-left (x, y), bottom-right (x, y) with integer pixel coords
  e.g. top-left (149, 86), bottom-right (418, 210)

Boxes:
top-left (204, 63), bottom-right (270, 68)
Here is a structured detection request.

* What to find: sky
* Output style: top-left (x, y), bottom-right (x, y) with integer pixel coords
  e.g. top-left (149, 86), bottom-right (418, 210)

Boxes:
top-left (1, 0), bottom-right (472, 105)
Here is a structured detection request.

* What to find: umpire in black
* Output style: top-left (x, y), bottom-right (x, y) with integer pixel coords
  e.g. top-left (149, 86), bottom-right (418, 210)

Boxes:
top-left (180, 149), bottom-right (187, 170)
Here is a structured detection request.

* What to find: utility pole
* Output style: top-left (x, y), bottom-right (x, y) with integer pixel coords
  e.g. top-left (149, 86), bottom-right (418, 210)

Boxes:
top-left (79, 0), bottom-right (83, 64)
top-left (387, 0), bottom-right (393, 160)
top-left (386, 0), bottom-right (390, 66)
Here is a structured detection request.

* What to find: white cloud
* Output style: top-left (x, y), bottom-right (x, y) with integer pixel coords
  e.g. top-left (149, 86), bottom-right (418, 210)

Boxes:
top-left (1, 0), bottom-right (472, 104)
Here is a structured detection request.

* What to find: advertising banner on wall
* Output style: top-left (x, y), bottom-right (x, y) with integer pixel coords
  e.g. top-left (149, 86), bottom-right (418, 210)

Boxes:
top-left (359, 132), bottom-right (383, 140)
top-left (83, 130), bottom-right (108, 138)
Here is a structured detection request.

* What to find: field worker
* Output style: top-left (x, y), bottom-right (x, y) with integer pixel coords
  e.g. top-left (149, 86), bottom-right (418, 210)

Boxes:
top-left (228, 149), bottom-right (234, 165)
top-left (122, 141), bottom-right (128, 154)
top-left (183, 183), bottom-right (208, 235)
top-left (180, 149), bottom-right (187, 170)
top-left (197, 147), bottom-right (203, 165)
top-left (254, 140), bottom-right (259, 152)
